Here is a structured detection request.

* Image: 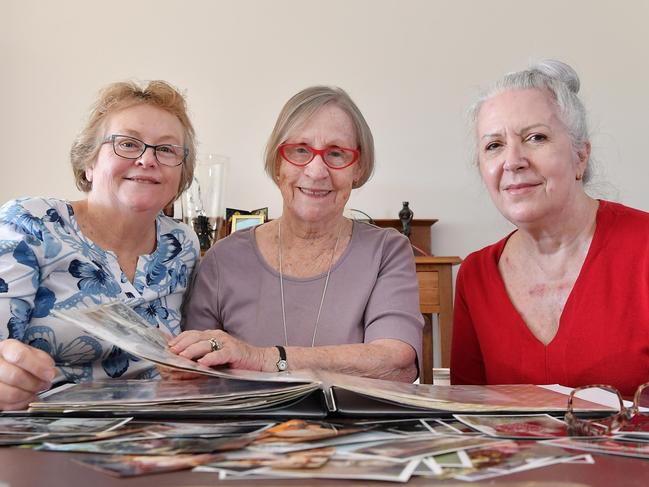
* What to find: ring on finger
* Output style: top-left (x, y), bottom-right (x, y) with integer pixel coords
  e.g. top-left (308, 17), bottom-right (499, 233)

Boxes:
top-left (208, 338), bottom-right (223, 352)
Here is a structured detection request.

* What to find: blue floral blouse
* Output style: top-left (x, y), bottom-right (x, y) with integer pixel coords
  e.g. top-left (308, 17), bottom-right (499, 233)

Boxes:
top-left (0, 197), bottom-right (200, 383)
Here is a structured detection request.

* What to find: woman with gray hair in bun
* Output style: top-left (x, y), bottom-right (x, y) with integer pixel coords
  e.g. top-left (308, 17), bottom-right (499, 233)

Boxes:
top-left (451, 60), bottom-right (649, 395)
top-left (170, 86), bottom-right (422, 382)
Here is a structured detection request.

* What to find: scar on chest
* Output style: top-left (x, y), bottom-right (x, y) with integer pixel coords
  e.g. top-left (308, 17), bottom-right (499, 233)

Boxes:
top-left (528, 284), bottom-right (547, 297)
top-left (528, 281), bottom-right (571, 297)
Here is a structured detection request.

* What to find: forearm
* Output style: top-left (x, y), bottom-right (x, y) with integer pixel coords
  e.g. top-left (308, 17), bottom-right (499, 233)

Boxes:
top-left (260, 339), bottom-right (418, 383)
top-left (170, 331), bottom-right (418, 382)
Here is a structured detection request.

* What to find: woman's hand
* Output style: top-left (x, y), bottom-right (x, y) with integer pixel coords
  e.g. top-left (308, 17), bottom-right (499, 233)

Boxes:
top-left (168, 330), bottom-right (272, 372)
top-left (0, 339), bottom-right (56, 411)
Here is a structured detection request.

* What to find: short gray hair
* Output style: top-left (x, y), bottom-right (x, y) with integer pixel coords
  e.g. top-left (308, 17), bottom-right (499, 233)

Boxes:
top-left (264, 86), bottom-right (374, 188)
top-left (471, 59), bottom-right (591, 182)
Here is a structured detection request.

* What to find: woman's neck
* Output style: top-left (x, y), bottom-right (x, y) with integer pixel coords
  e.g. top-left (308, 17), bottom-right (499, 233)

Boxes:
top-left (514, 194), bottom-right (599, 259)
top-left (278, 212), bottom-right (347, 245)
top-left (72, 199), bottom-right (158, 256)
top-left (255, 212), bottom-right (353, 278)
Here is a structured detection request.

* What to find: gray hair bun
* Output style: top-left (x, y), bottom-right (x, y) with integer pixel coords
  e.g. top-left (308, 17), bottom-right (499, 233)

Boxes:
top-left (531, 59), bottom-right (580, 94)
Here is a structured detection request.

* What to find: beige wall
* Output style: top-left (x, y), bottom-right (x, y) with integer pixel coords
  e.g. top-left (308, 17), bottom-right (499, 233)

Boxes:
top-left (2, 0), bottom-right (648, 260)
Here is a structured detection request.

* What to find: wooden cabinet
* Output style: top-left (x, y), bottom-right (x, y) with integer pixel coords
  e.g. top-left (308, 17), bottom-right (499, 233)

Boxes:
top-left (372, 219), bottom-right (437, 256)
top-left (415, 256), bottom-right (461, 384)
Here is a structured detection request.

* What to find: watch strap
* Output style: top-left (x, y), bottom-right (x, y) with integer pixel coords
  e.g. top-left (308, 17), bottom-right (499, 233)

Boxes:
top-left (275, 345), bottom-right (288, 371)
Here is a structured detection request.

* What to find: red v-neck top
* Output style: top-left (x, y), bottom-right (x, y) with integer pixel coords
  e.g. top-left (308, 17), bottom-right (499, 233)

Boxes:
top-left (451, 200), bottom-right (649, 396)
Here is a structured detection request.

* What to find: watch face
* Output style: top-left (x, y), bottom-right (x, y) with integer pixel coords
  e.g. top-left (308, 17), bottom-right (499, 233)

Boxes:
top-left (277, 359), bottom-right (288, 371)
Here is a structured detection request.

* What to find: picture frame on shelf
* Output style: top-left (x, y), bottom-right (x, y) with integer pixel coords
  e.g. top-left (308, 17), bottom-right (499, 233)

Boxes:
top-left (223, 207), bottom-right (269, 237)
top-left (230, 214), bottom-right (265, 233)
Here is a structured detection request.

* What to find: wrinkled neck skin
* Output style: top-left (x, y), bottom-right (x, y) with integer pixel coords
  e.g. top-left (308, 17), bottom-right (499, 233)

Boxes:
top-left (278, 207), bottom-right (349, 251)
top-left (512, 192), bottom-right (599, 261)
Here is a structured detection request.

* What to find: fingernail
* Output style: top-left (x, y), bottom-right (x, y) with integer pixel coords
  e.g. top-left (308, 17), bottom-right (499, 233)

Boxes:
top-left (43, 369), bottom-right (56, 382)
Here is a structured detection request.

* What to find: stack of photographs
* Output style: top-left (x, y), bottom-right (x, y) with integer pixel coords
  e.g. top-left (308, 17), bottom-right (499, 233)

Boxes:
top-left (4, 415), bottom-right (649, 480)
top-left (0, 417), bottom-right (132, 446)
top-left (192, 417), bottom-right (593, 482)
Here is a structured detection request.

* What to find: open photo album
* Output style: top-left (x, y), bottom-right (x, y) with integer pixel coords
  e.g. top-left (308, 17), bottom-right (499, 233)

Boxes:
top-left (36, 302), bottom-right (615, 419)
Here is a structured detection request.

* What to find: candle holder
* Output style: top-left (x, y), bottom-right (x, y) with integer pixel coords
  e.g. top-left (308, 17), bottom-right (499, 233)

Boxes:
top-left (181, 153), bottom-right (228, 251)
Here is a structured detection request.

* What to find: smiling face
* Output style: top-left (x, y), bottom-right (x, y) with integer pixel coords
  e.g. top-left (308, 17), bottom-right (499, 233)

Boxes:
top-left (476, 88), bottom-right (590, 227)
top-left (86, 103), bottom-right (184, 215)
top-left (278, 104), bottom-right (361, 226)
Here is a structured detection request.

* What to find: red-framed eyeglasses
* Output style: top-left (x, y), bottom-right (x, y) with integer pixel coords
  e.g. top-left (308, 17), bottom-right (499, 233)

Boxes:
top-left (278, 143), bottom-right (359, 170)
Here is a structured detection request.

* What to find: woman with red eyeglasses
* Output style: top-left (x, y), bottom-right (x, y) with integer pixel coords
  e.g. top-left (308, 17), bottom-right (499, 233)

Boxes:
top-left (169, 86), bottom-right (422, 382)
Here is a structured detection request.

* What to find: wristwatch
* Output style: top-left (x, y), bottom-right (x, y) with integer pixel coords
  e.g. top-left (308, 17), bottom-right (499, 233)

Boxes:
top-left (275, 345), bottom-right (288, 372)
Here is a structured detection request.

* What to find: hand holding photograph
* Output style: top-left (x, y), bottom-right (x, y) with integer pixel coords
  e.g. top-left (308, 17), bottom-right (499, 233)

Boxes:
top-left (52, 302), bottom-right (308, 383)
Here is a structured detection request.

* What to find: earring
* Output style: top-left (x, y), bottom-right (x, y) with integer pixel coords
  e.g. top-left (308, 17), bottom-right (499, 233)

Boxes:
top-left (576, 173), bottom-right (583, 181)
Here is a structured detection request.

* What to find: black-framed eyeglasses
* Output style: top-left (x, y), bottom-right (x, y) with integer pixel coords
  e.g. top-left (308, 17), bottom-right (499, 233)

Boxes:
top-left (278, 143), bottom-right (359, 169)
top-left (565, 382), bottom-right (649, 436)
top-left (102, 134), bottom-right (188, 167)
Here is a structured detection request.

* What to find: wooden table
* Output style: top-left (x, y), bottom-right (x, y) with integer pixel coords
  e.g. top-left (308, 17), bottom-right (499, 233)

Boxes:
top-left (415, 256), bottom-right (462, 384)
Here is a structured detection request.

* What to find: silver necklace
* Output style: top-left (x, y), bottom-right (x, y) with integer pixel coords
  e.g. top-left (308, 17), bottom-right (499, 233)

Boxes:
top-left (278, 219), bottom-right (343, 347)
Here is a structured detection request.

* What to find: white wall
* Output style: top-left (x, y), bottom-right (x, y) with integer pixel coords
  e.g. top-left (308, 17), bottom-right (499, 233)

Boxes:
top-left (3, 0), bottom-right (648, 260)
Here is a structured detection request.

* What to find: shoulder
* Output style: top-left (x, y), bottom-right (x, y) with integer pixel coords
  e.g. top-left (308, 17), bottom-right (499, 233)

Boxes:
top-left (592, 200), bottom-right (649, 256)
top-left (0, 197), bottom-right (74, 242)
top-left (598, 200), bottom-right (649, 231)
top-left (201, 226), bottom-right (257, 267)
top-left (346, 222), bottom-right (417, 276)
top-left (352, 221), bottom-right (411, 253)
top-left (1, 196), bottom-right (71, 221)
top-left (458, 234), bottom-right (509, 282)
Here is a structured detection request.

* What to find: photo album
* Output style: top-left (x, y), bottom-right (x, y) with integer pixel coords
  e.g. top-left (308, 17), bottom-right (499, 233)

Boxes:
top-left (36, 302), bottom-right (614, 419)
